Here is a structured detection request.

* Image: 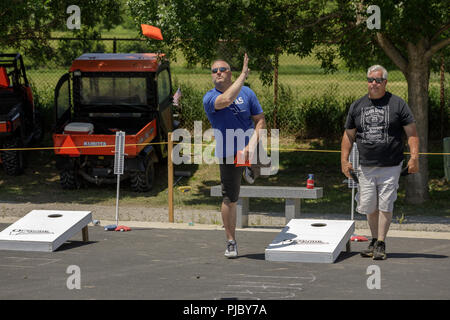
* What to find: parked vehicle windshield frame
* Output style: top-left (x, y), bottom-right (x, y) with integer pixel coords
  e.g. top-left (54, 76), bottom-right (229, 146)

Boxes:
top-left (74, 72), bottom-right (153, 108)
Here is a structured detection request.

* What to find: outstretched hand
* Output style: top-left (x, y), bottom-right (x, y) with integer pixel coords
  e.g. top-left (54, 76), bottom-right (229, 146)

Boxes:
top-left (242, 53), bottom-right (249, 78)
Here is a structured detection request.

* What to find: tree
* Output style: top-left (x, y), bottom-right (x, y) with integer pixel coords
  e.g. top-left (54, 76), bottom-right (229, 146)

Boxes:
top-left (127, 0), bottom-right (304, 82)
top-left (127, 0), bottom-right (319, 127)
top-left (127, 0), bottom-right (449, 204)
top-left (0, 0), bottom-right (122, 62)
top-left (303, 0), bottom-right (449, 204)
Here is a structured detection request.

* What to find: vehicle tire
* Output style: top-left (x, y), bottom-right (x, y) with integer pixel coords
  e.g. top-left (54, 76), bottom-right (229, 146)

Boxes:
top-left (1, 137), bottom-right (24, 176)
top-left (60, 168), bottom-right (80, 189)
top-left (130, 158), bottom-right (155, 192)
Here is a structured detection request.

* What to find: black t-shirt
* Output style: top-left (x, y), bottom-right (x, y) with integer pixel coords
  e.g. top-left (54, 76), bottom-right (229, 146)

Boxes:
top-left (344, 92), bottom-right (415, 166)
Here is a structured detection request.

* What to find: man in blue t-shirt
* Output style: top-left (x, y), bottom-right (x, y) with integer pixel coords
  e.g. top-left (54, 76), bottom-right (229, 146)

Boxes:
top-left (203, 53), bottom-right (266, 258)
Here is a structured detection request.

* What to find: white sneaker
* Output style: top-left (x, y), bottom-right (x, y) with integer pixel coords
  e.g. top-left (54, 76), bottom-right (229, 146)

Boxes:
top-left (243, 167), bottom-right (255, 184)
top-left (224, 240), bottom-right (238, 258)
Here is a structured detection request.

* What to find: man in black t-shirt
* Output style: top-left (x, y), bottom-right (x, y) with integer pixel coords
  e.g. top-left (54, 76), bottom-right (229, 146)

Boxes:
top-left (341, 65), bottom-right (419, 260)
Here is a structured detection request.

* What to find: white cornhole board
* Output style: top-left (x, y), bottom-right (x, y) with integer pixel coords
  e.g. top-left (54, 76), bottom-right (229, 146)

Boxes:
top-left (0, 210), bottom-right (92, 252)
top-left (265, 219), bottom-right (355, 263)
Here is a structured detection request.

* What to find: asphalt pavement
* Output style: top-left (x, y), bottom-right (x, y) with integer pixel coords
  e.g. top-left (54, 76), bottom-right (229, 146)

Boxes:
top-left (0, 222), bottom-right (449, 303)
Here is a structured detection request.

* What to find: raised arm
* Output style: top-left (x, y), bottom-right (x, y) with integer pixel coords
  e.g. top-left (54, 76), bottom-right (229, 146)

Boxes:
top-left (214, 53), bottom-right (249, 110)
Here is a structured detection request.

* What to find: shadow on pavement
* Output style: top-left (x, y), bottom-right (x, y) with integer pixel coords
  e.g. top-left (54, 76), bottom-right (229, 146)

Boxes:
top-left (57, 240), bottom-right (98, 251)
top-left (387, 253), bottom-right (448, 259)
top-left (335, 251), bottom-right (360, 262)
top-left (237, 253), bottom-right (265, 260)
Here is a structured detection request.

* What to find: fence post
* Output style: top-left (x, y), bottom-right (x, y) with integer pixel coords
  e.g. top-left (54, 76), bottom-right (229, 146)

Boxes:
top-left (440, 53), bottom-right (445, 140)
top-left (272, 51), bottom-right (279, 129)
top-left (113, 37), bottom-right (117, 53)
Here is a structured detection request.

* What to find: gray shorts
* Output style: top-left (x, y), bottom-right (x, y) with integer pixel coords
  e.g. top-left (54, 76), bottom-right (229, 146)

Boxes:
top-left (356, 162), bottom-right (403, 215)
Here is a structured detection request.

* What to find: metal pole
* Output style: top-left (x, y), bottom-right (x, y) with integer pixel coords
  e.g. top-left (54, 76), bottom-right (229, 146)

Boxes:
top-left (351, 143), bottom-right (355, 221)
top-left (115, 174), bottom-right (120, 226)
top-left (348, 142), bottom-right (367, 241)
top-left (351, 187), bottom-right (355, 221)
top-left (168, 132), bottom-right (174, 223)
top-left (350, 142), bottom-right (358, 221)
top-left (114, 131), bottom-right (125, 227)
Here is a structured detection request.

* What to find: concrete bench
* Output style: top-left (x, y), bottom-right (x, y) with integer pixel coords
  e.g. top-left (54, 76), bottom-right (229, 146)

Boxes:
top-left (210, 185), bottom-right (323, 228)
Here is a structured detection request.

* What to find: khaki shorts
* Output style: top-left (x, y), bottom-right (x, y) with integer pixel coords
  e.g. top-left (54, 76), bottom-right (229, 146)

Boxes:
top-left (356, 162), bottom-right (403, 214)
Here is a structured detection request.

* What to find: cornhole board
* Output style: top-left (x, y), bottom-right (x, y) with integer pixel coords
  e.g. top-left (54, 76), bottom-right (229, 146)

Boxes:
top-left (265, 219), bottom-right (355, 263)
top-left (0, 210), bottom-right (92, 252)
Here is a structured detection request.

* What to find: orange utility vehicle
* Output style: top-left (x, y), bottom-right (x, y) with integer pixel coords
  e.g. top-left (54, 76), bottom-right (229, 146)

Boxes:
top-left (0, 53), bottom-right (43, 175)
top-left (52, 53), bottom-right (177, 191)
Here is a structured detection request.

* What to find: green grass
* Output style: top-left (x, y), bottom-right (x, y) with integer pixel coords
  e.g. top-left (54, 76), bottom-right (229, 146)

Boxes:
top-left (0, 138), bottom-right (448, 218)
top-left (30, 66), bottom-right (428, 104)
top-left (170, 72), bottom-right (414, 101)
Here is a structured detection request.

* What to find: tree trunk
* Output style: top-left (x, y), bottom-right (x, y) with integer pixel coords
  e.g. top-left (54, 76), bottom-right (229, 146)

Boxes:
top-left (440, 53), bottom-right (445, 140)
top-left (404, 41), bottom-right (431, 204)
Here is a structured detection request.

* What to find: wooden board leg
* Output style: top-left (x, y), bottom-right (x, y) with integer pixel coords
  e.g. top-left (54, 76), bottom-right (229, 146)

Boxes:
top-left (346, 240), bottom-right (351, 253)
top-left (82, 226), bottom-right (89, 242)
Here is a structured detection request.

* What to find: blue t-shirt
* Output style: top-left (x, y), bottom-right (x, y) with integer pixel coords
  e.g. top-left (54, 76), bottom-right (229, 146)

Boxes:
top-left (203, 86), bottom-right (263, 158)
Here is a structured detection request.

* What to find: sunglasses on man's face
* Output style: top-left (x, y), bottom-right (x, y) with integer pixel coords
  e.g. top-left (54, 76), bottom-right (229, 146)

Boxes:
top-left (212, 67), bottom-right (229, 74)
top-left (367, 77), bottom-right (385, 84)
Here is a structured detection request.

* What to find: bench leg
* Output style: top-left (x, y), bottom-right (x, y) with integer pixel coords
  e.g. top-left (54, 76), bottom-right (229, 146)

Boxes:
top-left (82, 226), bottom-right (89, 242)
top-left (237, 197), bottom-right (249, 228)
top-left (285, 198), bottom-right (301, 224)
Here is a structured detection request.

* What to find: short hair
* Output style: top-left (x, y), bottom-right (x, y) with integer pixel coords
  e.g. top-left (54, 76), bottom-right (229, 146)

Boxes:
top-left (367, 65), bottom-right (388, 80)
top-left (211, 59), bottom-right (230, 69)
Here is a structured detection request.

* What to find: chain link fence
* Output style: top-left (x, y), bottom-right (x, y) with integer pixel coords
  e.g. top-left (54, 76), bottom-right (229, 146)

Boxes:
top-left (19, 38), bottom-right (448, 140)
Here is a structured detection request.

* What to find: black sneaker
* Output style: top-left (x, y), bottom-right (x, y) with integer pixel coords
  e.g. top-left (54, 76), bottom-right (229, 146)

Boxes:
top-left (373, 240), bottom-right (387, 260)
top-left (360, 238), bottom-right (377, 257)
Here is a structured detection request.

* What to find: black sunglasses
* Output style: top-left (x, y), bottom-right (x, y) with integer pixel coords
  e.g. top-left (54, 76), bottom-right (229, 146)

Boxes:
top-left (367, 77), bottom-right (385, 83)
top-left (212, 67), bottom-right (229, 74)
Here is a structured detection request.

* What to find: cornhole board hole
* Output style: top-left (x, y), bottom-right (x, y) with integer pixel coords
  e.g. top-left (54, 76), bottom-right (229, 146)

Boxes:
top-left (0, 210), bottom-right (92, 252)
top-left (265, 219), bottom-right (355, 263)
